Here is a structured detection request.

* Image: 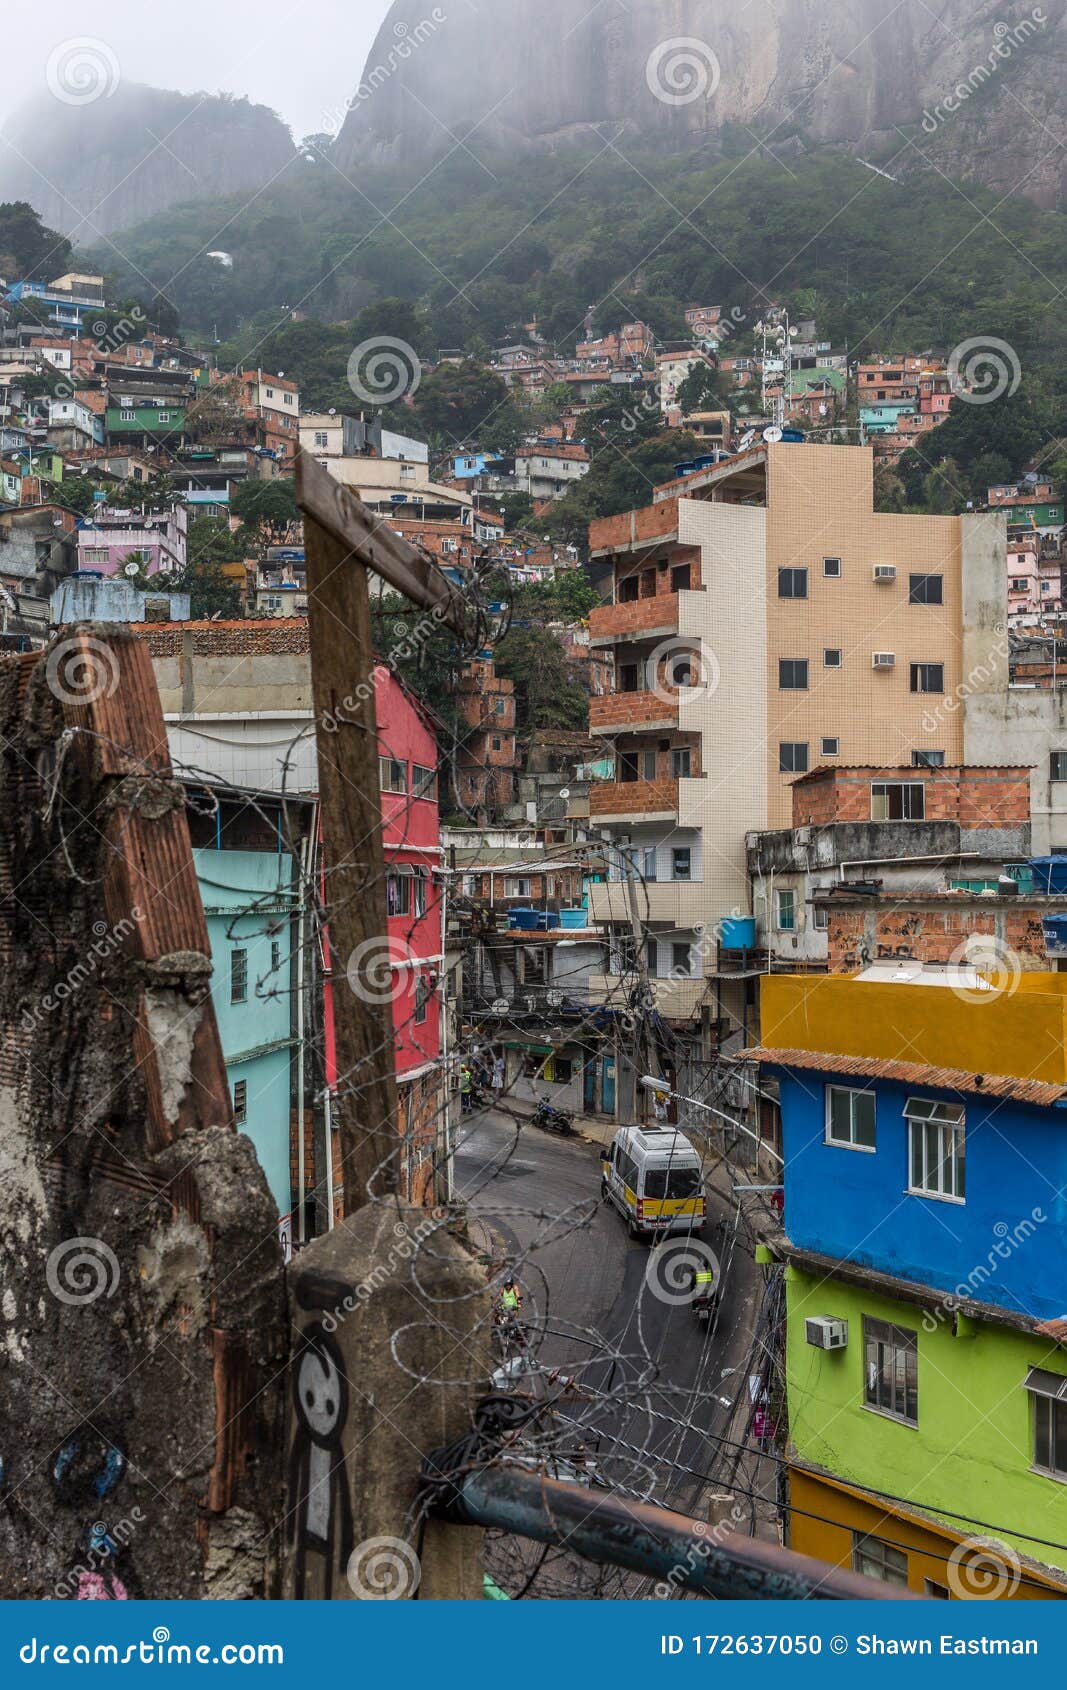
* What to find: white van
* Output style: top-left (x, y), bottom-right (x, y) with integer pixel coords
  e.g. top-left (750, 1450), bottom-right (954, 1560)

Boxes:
top-left (600, 1124), bottom-right (706, 1240)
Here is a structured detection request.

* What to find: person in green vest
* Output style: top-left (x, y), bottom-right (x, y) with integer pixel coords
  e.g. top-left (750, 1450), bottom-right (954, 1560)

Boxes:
top-left (460, 1062), bottom-right (473, 1113)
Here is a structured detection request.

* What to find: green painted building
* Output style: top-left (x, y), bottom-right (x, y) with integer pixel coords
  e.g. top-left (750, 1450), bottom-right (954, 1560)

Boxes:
top-left (785, 1261), bottom-right (1067, 1584)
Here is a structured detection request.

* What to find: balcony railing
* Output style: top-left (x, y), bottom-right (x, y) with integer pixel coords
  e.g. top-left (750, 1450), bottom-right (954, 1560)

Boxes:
top-left (587, 880), bottom-right (695, 926)
top-left (588, 592), bottom-right (678, 645)
top-left (589, 688), bottom-right (678, 733)
top-left (588, 777), bottom-right (679, 822)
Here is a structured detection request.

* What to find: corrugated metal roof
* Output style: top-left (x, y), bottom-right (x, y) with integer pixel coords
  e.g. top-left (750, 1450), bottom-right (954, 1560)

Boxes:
top-left (736, 1046), bottom-right (1067, 1106)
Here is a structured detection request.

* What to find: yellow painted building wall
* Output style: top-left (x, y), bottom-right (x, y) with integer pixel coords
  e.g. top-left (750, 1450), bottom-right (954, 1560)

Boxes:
top-left (788, 1468), bottom-right (1064, 1598)
top-left (760, 971), bottom-right (1067, 1085)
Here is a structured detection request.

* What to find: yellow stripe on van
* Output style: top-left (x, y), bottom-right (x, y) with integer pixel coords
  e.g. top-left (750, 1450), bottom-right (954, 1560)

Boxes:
top-left (620, 1185), bottom-right (703, 1219)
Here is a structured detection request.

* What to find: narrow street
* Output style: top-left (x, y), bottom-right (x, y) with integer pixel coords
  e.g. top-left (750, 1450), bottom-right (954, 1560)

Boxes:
top-left (454, 1106), bottom-right (765, 1523)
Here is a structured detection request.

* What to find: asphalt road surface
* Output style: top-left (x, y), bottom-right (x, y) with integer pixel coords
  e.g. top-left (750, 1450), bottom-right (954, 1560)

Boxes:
top-left (454, 1105), bottom-right (763, 1522)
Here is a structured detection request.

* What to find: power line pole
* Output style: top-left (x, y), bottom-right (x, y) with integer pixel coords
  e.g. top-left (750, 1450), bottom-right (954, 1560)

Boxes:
top-left (297, 449), bottom-right (471, 1212)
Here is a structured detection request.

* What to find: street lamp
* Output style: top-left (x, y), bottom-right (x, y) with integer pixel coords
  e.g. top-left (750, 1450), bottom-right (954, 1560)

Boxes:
top-left (639, 1074), bottom-right (784, 1166)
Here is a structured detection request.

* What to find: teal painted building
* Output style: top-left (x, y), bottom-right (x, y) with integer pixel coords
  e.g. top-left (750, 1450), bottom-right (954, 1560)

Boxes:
top-left (194, 847), bottom-right (296, 1217)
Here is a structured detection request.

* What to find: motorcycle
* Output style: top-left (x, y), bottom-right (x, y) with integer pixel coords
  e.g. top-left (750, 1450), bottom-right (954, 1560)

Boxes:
top-left (533, 1097), bottom-right (575, 1136)
top-left (692, 1282), bottom-right (720, 1325)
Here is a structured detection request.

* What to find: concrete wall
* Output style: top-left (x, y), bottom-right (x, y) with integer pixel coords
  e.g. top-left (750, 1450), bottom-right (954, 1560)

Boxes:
top-left (679, 498), bottom-right (768, 937)
top-left (967, 687), bottom-right (1067, 856)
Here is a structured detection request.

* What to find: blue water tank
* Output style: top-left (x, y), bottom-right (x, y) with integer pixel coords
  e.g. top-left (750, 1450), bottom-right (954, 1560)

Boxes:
top-left (1030, 857), bottom-right (1067, 894)
top-left (720, 916), bottom-right (757, 950)
top-left (508, 907), bottom-right (540, 931)
top-left (559, 908), bottom-right (586, 929)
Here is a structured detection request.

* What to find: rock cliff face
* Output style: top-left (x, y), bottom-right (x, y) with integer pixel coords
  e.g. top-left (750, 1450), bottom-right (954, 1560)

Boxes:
top-left (0, 86), bottom-right (297, 238)
top-left (333, 0), bottom-right (1065, 206)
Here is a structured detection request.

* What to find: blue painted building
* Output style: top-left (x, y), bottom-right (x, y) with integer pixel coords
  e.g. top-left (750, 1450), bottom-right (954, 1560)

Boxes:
top-left (194, 846), bottom-right (296, 1218)
top-left (774, 1067), bottom-right (1066, 1320)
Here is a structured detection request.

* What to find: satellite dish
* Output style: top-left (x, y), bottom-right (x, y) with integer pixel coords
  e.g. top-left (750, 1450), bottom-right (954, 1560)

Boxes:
top-left (123, 562), bottom-right (140, 577)
top-left (559, 787), bottom-right (571, 800)
top-left (491, 998), bottom-right (510, 1016)
top-left (546, 989), bottom-right (564, 1008)
top-left (763, 426), bottom-right (784, 444)
top-left (737, 430), bottom-right (756, 451)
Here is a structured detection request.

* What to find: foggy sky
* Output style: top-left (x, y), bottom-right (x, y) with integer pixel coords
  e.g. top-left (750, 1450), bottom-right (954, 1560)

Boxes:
top-left (0, 0), bottom-right (393, 138)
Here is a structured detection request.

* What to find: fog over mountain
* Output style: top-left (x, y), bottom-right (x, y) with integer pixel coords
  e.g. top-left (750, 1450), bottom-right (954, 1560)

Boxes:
top-left (0, 84), bottom-right (298, 239)
top-left (334, 0), bottom-right (1066, 207)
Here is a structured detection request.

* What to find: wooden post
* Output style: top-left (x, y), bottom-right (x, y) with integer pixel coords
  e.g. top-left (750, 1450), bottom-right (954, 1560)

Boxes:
top-left (296, 450), bottom-right (471, 1214)
top-left (300, 469), bottom-right (400, 1211)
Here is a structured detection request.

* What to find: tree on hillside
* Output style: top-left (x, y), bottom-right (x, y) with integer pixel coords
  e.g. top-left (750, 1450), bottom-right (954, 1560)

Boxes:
top-left (411, 360), bottom-right (522, 452)
top-left (675, 361), bottom-right (733, 416)
top-left (897, 389), bottom-right (1049, 506)
top-left (230, 478), bottom-right (300, 547)
top-left (184, 515), bottom-right (245, 618)
top-left (0, 202), bottom-right (72, 282)
top-left (492, 625), bottom-right (589, 733)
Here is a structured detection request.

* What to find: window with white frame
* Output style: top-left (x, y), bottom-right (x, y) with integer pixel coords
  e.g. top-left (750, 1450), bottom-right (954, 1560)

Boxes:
top-left (863, 1316), bottom-right (918, 1424)
top-left (812, 903), bottom-right (829, 930)
top-left (826, 1084), bottom-right (876, 1150)
top-left (1026, 1368), bottom-right (1067, 1479)
top-left (379, 757), bottom-right (407, 794)
top-left (775, 888), bottom-right (796, 931)
top-left (906, 1097), bottom-right (965, 1201)
top-left (387, 867), bottom-right (411, 918)
top-left (852, 1531), bottom-right (908, 1585)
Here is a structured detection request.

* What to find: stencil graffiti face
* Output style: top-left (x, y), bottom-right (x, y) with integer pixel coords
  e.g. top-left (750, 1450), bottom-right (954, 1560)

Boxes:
top-left (297, 1345), bottom-right (343, 1441)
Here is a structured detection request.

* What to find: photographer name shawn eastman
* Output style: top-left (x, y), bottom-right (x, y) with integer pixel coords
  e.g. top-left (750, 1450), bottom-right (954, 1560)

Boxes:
top-left (857, 1636), bottom-right (1038, 1655)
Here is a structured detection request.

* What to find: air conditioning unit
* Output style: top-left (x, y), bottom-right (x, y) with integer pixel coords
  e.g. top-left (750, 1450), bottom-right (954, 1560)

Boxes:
top-left (872, 652), bottom-right (896, 669)
top-left (873, 564), bottom-right (897, 582)
top-left (806, 1316), bottom-right (848, 1351)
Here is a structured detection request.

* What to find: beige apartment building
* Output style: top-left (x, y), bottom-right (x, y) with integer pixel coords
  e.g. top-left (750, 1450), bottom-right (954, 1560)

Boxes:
top-left (585, 443), bottom-right (1006, 1109)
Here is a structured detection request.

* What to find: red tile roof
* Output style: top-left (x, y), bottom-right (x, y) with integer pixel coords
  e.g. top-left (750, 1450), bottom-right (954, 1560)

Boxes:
top-left (737, 1046), bottom-right (1067, 1107)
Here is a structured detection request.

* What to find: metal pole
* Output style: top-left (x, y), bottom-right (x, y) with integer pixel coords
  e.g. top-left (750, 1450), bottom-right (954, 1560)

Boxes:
top-left (447, 1467), bottom-right (921, 1600)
